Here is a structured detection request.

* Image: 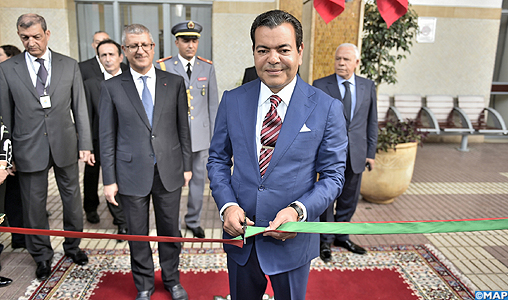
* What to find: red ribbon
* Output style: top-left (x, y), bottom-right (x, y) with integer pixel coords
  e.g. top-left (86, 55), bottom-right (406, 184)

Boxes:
top-left (0, 226), bottom-right (244, 248)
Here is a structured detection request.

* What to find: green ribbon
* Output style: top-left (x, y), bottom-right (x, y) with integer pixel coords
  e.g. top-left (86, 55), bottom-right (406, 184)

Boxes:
top-left (241, 218), bottom-right (508, 239)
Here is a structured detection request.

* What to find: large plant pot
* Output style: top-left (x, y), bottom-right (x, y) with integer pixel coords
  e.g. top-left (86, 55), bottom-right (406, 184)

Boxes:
top-left (360, 142), bottom-right (418, 204)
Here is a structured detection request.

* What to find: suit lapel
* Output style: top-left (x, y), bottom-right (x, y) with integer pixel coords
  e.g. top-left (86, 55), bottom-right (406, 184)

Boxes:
top-left (262, 77), bottom-right (317, 180)
top-left (48, 52), bottom-right (63, 97)
top-left (152, 69), bottom-right (168, 132)
top-left (12, 53), bottom-right (39, 100)
top-left (353, 76), bottom-right (366, 119)
top-left (326, 75), bottom-right (342, 101)
top-left (237, 80), bottom-right (261, 177)
top-left (121, 71), bottom-right (152, 130)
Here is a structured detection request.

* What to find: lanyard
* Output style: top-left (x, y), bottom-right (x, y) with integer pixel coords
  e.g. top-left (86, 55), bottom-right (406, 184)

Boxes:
top-left (28, 52), bottom-right (52, 94)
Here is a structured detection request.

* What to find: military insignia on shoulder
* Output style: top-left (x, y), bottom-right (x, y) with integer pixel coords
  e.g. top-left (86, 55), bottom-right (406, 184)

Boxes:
top-left (197, 56), bottom-right (212, 64)
top-left (156, 56), bottom-right (173, 63)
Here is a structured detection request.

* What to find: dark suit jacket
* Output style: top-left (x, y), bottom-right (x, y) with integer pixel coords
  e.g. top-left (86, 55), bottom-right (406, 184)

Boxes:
top-left (0, 51), bottom-right (92, 172)
top-left (79, 57), bottom-right (128, 82)
top-left (207, 76), bottom-right (348, 275)
top-left (313, 74), bottom-right (378, 174)
top-left (99, 68), bottom-right (192, 197)
top-left (83, 76), bottom-right (103, 159)
top-left (241, 66), bottom-right (258, 85)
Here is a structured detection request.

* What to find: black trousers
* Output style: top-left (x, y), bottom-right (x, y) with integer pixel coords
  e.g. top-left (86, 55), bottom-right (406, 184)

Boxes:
top-left (4, 175), bottom-right (25, 245)
top-left (120, 164), bottom-right (182, 292)
top-left (320, 155), bottom-right (362, 244)
top-left (83, 160), bottom-right (126, 227)
top-left (18, 158), bottom-right (83, 262)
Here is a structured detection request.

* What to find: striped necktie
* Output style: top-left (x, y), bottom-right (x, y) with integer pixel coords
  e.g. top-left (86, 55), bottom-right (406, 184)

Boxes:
top-left (259, 95), bottom-right (282, 177)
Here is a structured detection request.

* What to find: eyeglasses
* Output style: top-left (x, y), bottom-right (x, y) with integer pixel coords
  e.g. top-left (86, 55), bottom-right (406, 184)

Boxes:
top-left (124, 43), bottom-right (154, 53)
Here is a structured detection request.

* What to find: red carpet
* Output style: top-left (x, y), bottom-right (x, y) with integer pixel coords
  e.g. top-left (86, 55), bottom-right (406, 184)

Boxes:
top-left (20, 245), bottom-right (474, 300)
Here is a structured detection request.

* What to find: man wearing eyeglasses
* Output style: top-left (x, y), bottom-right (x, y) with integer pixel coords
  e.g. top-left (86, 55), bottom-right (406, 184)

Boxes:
top-left (156, 21), bottom-right (218, 239)
top-left (99, 24), bottom-right (192, 300)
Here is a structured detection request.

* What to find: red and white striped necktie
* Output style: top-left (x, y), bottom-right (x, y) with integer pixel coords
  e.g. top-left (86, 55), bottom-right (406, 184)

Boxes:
top-left (259, 95), bottom-right (282, 177)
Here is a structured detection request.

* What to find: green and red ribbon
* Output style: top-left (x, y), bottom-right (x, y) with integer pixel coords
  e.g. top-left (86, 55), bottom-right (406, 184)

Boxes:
top-left (0, 217), bottom-right (506, 248)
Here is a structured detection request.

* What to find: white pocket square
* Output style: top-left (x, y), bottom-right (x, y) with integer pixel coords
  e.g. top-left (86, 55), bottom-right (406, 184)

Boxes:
top-left (300, 124), bottom-right (311, 132)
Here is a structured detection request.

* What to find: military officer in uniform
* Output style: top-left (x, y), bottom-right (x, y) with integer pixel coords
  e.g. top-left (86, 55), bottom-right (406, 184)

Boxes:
top-left (156, 21), bottom-right (218, 238)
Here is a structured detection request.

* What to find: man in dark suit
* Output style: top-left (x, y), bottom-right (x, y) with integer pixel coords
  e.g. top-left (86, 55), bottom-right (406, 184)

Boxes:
top-left (314, 43), bottom-right (378, 261)
top-left (207, 10), bottom-right (348, 299)
top-left (80, 32), bottom-right (128, 224)
top-left (83, 39), bottom-right (127, 239)
top-left (79, 31), bottom-right (128, 84)
top-left (99, 24), bottom-right (192, 300)
top-left (0, 13), bottom-right (92, 281)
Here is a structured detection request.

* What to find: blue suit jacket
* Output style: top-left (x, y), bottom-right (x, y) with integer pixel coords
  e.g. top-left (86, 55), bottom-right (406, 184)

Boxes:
top-left (207, 76), bottom-right (348, 275)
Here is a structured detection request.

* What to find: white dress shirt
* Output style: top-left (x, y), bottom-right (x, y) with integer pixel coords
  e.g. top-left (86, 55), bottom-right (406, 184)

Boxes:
top-left (130, 65), bottom-right (156, 105)
top-left (178, 54), bottom-right (196, 73)
top-left (104, 68), bottom-right (122, 80)
top-left (255, 76), bottom-right (296, 159)
top-left (25, 49), bottom-right (51, 91)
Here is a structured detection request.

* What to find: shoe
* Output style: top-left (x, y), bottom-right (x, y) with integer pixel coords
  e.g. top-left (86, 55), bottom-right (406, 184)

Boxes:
top-left (35, 260), bottom-right (51, 280)
top-left (319, 242), bottom-right (332, 263)
top-left (166, 284), bottom-right (188, 300)
top-left (11, 241), bottom-right (26, 249)
top-left (186, 225), bottom-right (205, 238)
top-left (66, 249), bottom-right (88, 265)
top-left (334, 239), bottom-right (367, 255)
top-left (117, 227), bottom-right (128, 242)
top-left (86, 211), bottom-right (100, 224)
top-left (0, 276), bottom-right (12, 287)
top-left (135, 289), bottom-right (154, 300)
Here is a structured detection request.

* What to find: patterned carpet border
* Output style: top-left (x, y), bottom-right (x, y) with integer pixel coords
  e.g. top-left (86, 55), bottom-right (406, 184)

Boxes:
top-left (19, 245), bottom-right (474, 300)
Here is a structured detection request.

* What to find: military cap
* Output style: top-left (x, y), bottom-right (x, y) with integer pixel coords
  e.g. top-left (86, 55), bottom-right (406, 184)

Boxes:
top-left (171, 21), bottom-right (202, 39)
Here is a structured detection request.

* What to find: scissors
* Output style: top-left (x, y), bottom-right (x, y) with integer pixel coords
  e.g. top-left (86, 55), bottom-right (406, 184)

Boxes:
top-left (241, 213), bottom-right (247, 244)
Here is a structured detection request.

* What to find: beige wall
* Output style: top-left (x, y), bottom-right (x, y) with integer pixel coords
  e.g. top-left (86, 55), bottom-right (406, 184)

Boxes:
top-left (212, 1), bottom-right (276, 97)
top-left (378, 5), bottom-right (502, 107)
top-left (0, 0), bottom-right (79, 60)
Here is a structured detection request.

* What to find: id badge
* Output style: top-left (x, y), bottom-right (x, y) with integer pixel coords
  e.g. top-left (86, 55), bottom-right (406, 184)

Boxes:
top-left (40, 95), bottom-right (51, 108)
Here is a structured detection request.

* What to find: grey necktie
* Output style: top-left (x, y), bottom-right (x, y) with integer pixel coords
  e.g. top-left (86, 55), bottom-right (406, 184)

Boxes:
top-left (35, 58), bottom-right (48, 96)
top-left (342, 81), bottom-right (352, 124)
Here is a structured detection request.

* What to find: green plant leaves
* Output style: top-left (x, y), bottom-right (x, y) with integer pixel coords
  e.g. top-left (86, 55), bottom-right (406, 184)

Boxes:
top-left (360, 2), bottom-right (419, 87)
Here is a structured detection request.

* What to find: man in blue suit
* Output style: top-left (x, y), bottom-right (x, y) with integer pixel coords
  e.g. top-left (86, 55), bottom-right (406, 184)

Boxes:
top-left (207, 10), bottom-right (348, 300)
top-left (314, 43), bottom-right (378, 261)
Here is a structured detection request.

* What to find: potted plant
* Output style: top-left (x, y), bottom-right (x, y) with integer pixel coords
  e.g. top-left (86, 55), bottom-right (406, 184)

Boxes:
top-left (360, 120), bottom-right (426, 204)
top-left (360, 1), bottom-right (419, 91)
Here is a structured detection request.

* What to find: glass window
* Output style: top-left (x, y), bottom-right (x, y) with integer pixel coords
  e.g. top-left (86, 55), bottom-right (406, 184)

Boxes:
top-left (76, 1), bottom-right (212, 62)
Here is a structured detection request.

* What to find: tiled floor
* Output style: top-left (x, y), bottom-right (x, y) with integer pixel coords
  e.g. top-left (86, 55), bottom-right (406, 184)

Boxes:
top-left (0, 141), bottom-right (507, 299)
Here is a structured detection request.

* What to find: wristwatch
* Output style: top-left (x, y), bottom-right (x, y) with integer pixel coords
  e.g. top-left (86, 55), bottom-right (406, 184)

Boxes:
top-left (288, 203), bottom-right (304, 221)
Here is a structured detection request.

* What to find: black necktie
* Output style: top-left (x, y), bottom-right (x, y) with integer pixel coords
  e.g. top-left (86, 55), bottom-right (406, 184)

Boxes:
top-left (35, 58), bottom-right (48, 96)
top-left (342, 81), bottom-right (352, 123)
top-left (186, 62), bottom-right (192, 79)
